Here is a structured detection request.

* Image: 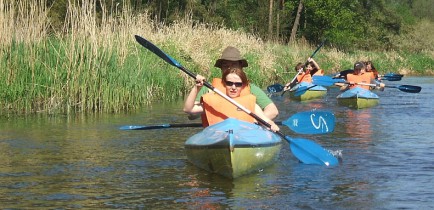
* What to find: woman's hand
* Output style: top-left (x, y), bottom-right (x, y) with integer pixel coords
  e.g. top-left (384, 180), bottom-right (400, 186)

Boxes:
top-left (268, 121), bottom-right (280, 132)
top-left (195, 75), bottom-right (206, 88)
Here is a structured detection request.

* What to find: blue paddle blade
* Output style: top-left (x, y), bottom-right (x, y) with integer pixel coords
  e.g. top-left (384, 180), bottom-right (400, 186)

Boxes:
top-left (283, 111), bottom-right (335, 134)
top-left (293, 85), bottom-right (316, 96)
top-left (287, 137), bottom-right (339, 166)
top-left (267, 84), bottom-right (284, 93)
top-left (312, 75), bottom-right (346, 87)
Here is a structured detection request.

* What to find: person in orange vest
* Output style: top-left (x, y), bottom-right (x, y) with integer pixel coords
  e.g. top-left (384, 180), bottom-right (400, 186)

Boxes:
top-left (343, 61), bottom-right (385, 91)
top-left (192, 46), bottom-right (278, 120)
top-left (365, 60), bottom-right (381, 81)
top-left (307, 57), bottom-right (324, 77)
top-left (183, 67), bottom-right (280, 131)
top-left (283, 58), bottom-right (323, 91)
top-left (295, 62), bottom-right (312, 83)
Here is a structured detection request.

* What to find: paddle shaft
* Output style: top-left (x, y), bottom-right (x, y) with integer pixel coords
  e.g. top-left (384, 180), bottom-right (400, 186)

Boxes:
top-left (344, 82), bottom-right (422, 94)
top-left (313, 76), bottom-right (421, 93)
top-left (351, 82), bottom-right (421, 93)
top-left (281, 68), bottom-right (303, 96)
top-left (121, 121), bottom-right (286, 130)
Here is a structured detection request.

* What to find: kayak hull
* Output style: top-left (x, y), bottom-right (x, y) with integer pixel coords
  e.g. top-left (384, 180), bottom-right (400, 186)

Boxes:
top-left (185, 118), bottom-right (282, 179)
top-left (337, 87), bottom-right (379, 109)
top-left (290, 82), bottom-right (327, 101)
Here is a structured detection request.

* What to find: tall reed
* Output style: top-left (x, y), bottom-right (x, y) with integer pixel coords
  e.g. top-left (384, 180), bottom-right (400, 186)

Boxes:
top-left (0, 0), bottom-right (432, 115)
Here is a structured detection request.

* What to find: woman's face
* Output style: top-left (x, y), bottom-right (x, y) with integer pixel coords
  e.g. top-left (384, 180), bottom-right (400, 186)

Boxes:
top-left (366, 63), bottom-right (372, 71)
top-left (224, 73), bottom-right (243, 98)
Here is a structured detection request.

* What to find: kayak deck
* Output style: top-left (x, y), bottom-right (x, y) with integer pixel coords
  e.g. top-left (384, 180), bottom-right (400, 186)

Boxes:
top-left (289, 82), bottom-right (327, 101)
top-left (185, 118), bottom-right (282, 179)
top-left (337, 87), bottom-right (379, 109)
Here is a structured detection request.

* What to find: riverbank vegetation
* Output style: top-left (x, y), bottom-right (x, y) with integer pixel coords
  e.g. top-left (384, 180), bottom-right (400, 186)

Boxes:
top-left (1, 0), bottom-right (433, 115)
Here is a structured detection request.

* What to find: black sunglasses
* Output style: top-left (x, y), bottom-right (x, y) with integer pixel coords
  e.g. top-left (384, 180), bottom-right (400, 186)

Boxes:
top-left (225, 81), bottom-right (243, 87)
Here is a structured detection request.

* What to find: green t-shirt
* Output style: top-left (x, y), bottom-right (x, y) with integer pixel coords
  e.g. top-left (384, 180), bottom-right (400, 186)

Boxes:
top-left (195, 83), bottom-right (272, 109)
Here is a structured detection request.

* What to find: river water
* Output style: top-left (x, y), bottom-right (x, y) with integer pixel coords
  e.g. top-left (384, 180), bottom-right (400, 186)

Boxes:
top-left (1, 77), bottom-right (433, 209)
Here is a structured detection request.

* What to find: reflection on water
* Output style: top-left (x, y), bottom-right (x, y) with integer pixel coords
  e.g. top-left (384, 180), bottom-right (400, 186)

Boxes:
top-left (1, 77), bottom-right (434, 208)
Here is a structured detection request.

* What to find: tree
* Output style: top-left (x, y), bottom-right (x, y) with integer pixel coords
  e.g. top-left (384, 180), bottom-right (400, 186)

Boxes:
top-left (289, 0), bottom-right (303, 43)
top-left (268, 0), bottom-right (274, 40)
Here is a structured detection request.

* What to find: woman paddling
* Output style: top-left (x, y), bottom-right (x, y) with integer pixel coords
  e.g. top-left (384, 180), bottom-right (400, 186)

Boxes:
top-left (183, 67), bottom-right (280, 131)
top-left (192, 46), bottom-right (278, 120)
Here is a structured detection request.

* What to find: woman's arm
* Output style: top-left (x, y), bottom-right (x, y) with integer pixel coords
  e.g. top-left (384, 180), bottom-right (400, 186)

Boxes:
top-left (254, 104), bottom-right (280, 132)
top-left (183, 75), bottom-right (206, 114)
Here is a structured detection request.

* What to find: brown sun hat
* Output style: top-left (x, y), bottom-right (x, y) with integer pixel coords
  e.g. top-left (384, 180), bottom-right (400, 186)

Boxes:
top-left (214, 46), bottom-right (248, 68)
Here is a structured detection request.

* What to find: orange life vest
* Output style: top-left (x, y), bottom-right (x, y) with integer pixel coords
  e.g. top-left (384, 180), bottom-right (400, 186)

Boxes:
top-left (201, 78), bottom-right (256, 127)
top-left (365, 71), bottom-right (375, 80)
top-left (312, 69), bottom-right (324, 76)
top-left (347, 73), bottom-right (372, 90)
top-left (297, 72), bottom-right (312, 83)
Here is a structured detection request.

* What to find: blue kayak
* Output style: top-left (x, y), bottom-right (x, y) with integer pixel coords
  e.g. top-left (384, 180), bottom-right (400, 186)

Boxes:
top-left (185, 118), bottom-right (282, 179)
top-left (337, 87), bottom-right (379, 109)
top-left (290, 82), bottom-right (328, 101)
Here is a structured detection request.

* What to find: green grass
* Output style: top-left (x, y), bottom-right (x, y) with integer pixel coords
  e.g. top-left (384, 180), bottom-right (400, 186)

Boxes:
top-left (0, 0), bottom-right (433, 115)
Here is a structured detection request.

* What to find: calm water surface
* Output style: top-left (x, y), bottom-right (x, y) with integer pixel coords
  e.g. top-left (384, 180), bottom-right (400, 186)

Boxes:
top-left (1, 77), bottom-right (433, 209)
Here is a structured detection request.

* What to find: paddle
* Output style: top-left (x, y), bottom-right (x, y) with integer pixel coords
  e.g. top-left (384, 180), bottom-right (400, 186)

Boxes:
top-left (384, 73), bottom-right (404, 78)
top-left (267, 83), bottom-right (317, 97)
top-left (280, 68), bottom-right (304, 96)
top-left (134, 35), bottom-right (338, 166)
top-left (280, 39), bottom-right (326, 96)
top-left (120, 123), bottom-right (203, 130)
top-left (267, 83), bottom-right (284, 94)
top-left (381, 75), bottom-right (402, 81)
top-left (312, 75), bottom-right (421, 93)
top-left (120, 110), bottom-right (335, 134)
top-left (267, 83), bottom-right (313, 97)
top-left (292, 85), bottom-right (317, 97)
top-left (312, 75), bottom-right (347, 87)
top-left (355, 83), bottom-right (421, 93)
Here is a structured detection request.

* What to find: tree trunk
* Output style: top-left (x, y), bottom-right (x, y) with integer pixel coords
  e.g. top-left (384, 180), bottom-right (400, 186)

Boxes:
top-left (276, 0), bottom-right (284, 42)
top-left (276, 10), bottom-right (280, 41)
top-left (290, 0), bottom-right (303, 43)
top-left (268, 0), bottom-right (274, 40)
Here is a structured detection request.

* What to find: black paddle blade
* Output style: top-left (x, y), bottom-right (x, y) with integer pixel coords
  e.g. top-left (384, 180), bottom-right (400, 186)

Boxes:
top-left (134, 35), bottom-right (182, 68)
top-left (267, 84), bottom-right (284, 93)
top-left (134, 35), bottom-right (198, 80)
top-left (382, 76), bottom-right (402, 81)
top-left (384, 73), bottom-right (404, 78)
top-left (398, 85), bottom-right (421, 93)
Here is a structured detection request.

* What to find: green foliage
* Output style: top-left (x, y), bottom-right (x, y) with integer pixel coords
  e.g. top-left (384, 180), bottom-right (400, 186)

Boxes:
top-left (44, 0), bottom-right (434, 52)
top-left (411, 0), bottom-right (434, 21)
top-left (302, 0), bottom-right (364, 50)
